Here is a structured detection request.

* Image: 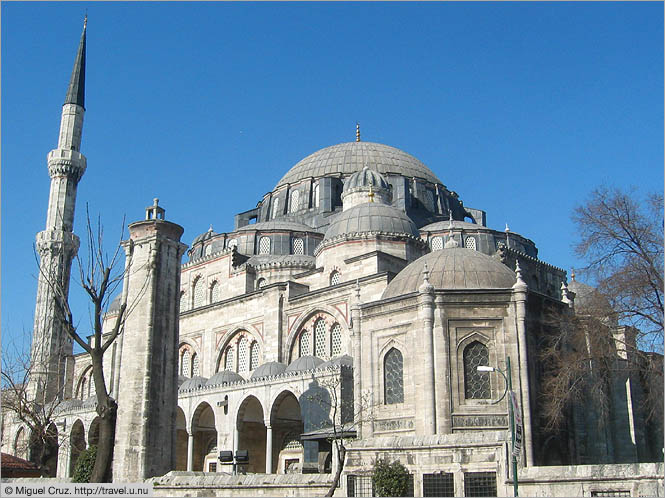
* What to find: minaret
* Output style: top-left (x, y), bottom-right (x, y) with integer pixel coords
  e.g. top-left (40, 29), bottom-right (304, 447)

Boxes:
top-left (29, 19), bottom-right (87, 404)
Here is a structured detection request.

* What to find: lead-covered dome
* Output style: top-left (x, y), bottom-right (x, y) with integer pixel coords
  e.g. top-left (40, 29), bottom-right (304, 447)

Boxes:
top-left (383, 248), bottom-right (516, 298)
top-left (276, 142), bottom-right (441, 188)
top-left (343, 166), bottom-right (390, 193)
top-left (324, 203), bottom-right (420, 240)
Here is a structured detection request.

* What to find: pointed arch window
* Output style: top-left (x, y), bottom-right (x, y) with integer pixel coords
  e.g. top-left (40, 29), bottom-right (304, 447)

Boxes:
top-left (238, 336), bottom-right (249, 372)
top-left (192, 353), bottom-right (200, 377)
top-left (193, 277), bottom-right (205, 308)
top-left (313, 183), bottom-right (320, 208)
top-left (179, 291), bottom-right (187, 313)
top-left (181, 349), bottom-right (192, 378)
top-left (290, 190), bottom-right (301, 213)
top-left (249, 342), bottom-right (260, 371)
top-left (224, 347), bottom-right (235, 372)
top-left (463, 341), bottom-right (490, 399)
top-left (300, 330), bottom-right (312, 357)
top-left (330, 270), bottom-right (341, 286)
top-left (384, 348), bottom-right (404, 404)
top-left (314, 319), bottom-right (327, 359)
top-left (210, 281), bottom-right (220, 303)
top-left (272, 197), bottom-right (281, 219)
top-left (330, 323), bottom-right (342, 357)
top-left (464, 236), bottom-right (477, 251)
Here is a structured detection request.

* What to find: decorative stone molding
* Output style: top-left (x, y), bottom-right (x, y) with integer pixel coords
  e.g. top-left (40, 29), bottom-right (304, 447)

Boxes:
top-left (452, 414), bottom-right (508, 428)
top-left (315, 231), bottom-right (428, 256)
top-left (47, 149), bottom-right (87, 181)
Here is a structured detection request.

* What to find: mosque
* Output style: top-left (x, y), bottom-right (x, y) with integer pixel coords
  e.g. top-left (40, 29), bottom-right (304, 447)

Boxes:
top-left (2, 20), bottom-right (662, 497)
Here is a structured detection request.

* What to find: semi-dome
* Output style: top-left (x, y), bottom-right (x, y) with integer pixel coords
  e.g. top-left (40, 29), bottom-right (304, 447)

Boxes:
top-left (285, 355), bottom-right (324, 373)
top-left (206, 370), bottom-right (245, 385)
top-left (383, 248), bottom-right (516, 298)
top-left (178, 376), bottom-right (208, 391)
top-left (250, 361), bottom-right (287, 379)
top-left (276, 141), bottom-right (441, 188)
top-left (324, 203), bottom-right (420, 240)
top-left (343, 167), bottom-right (390, 193)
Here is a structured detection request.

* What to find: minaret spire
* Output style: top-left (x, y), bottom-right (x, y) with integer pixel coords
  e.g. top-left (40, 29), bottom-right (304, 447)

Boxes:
top-left (29, 20), bottom-right (89, 403)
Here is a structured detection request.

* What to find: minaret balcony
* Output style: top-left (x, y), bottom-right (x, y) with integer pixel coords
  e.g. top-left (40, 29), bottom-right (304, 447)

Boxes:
top-left (47, 148), bottom-right (87, 180)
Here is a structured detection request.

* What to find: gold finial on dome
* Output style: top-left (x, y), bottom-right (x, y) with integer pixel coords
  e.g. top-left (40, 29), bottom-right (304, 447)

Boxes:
top-left (356, 122), bottom-right (360, 142)
top-left (571, 268), bottom-right (576, 281)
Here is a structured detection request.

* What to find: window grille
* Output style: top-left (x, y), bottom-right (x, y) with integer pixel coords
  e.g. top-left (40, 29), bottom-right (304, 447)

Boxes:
top-left (227, 238), bottom-right (237, 249)
top-left (208, 462), bottom-right (217, 473)
top-left (384, 348), bottom-right (404, 404)
top-left (464, 341), bottom-right (490, 399)
top-left (314, 183), bottom-right (320, 207)
top-left (210, 281), bottom-right (220, 303)
top-left (179, 292), bottom-right (187, 313)
top-left (331, 323), bottom-right (342, 357)
top-left (250, 342), bottom-right (259, 371)
top-left (293, 237), bottom-right (304, 255)
top-left (590, 491), bottom-right (631, 497)
top-left (224, 347), bottom-right (235, 372)
top-left (431, 236), bottom-right (443, 251)
top-left (193, 278), bottom-right (205, 308)
top-left (238, 336), bottom-right (248, 372)
top-left (291, 190), bottom-right (301, 213)
top-left (464, 236), bottom-right (477, 250)
top-left (181, 350), bottom-right (191, 378)
top-left (314, 319), bottom-right (327, 359)
top-left (347, 475), bottom-right (373, 497)
top-left (330, 271), bottom-right (341, 286)
top-left (423, 473), bottom-right (454, 497)
top-left (300, 330), bottom-right (311, 356)
top-left (259, 237), bottom-right (271, 254)
top-left (272, 197), bottom-right (280, 219)
top-left (464, 472), bottom-right (497, 497)
top-left (192, 353), bottom-right (200, 377)
top-left (257, 278), bottom-right (266, 289)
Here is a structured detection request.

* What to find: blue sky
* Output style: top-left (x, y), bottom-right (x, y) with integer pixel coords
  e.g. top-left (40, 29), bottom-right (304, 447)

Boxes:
top-left (2, 2), bottom-right (663, 354)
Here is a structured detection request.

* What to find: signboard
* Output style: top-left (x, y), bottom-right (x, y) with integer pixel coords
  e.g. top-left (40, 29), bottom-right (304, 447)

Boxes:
top-left (509, 391), bottom-right (523, 458)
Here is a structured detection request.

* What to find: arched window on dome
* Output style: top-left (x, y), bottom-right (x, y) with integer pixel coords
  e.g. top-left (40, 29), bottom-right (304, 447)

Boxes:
top-left (210, 281), bottom-right (220, 303)
top-left (463, 341), bottom-right (490, 399)
top-left (330, 270), bottom-right (341, 286)
top-left (299, 330), bottom-right (312, 357)
top-left (384, 348), bottom-right (404, 404)
top-left (259, 237), bottom-right (271, 255)
top-left (293, 237), bottom-right (304, 255)
top-left (313, 183), bottom-right (320, 208)
top-left (431, 236), bottom-right (443, 251)
top-left (272, 197), bottom-right (281, 219)
top-left (464, 236), bottom-right (477, 251)
top-left (290, 190), bottom-right (301, 213)
top-left (314, 319), bottom-right (327, 359)
top-left (192, 277), bottom-right (205, 308)
top-left (204, 244), bottom-right (212, 256)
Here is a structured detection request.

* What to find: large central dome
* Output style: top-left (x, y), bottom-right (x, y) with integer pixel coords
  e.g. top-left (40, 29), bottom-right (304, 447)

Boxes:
top-left (275, 141), bottom-right (441, 188)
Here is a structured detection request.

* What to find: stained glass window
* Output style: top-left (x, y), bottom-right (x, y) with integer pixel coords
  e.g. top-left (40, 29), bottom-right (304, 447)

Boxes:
top-left (259, 237), bottom-right (271, 254)
top-left (314, 319), bottom-right (327, 359)
top-left (330, 271), bottom-right (341, 286)
top-left (384, 348), bottom-right (404, 404)
top-left (300, 330), bottom-right (311, 356)
top-left (431, 236), bottom-right (443, 251)
top-left (193, 277), bottom-right (205, 308)
top-left (331, 323), bottom-right (342, 357)
top-left (464, 341), bottom-right (490, 399)
top-left (250, 342), bottom-right (259, 371)
top-left (224, 347), bottom-right (235, 372)
top-left (210, 281), bottom-right (220, 302)
top-left (464, 236), bottom-right (477, 250)
top-left (293, 238), bottom-right (304, 255)
top-left (238, 336), bottom-right (249, 372)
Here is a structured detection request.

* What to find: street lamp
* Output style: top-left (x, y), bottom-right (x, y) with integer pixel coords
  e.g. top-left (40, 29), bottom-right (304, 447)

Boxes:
top-left (478, 356), bottom-right (519, 497)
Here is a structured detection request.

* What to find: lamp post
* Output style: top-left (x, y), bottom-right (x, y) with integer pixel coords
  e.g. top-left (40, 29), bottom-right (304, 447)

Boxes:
top-left (478, 356), bottom-right (519, 497)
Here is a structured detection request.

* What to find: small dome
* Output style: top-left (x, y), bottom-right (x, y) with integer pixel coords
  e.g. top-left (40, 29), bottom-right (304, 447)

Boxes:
top-left (319, 354), bottom-right (353, 369)
top-left (285, 355), bottom-right (325, 373)
top-left (178, 376), bottom-right (208, 391)
top-left (107, 294), bottom-right (122, 314)
top-left (206, 370), bottom-right (245, 385)
top-left (324, 203), bottom-right (420, 240)
top-left (383, 248), bottom-right (516, 298)
top-left (343, 167), bottom-right (390, 193)
top-left (177, 375), bottom-right (188, 387)
top-left (276, 141), bottom-right (441, 189)
top-left (568, 279), bottom-right (611, 311)
top-left (191, 227), bottom-right (218, 246)
top-left (250, 361), bottom-right (287, 379)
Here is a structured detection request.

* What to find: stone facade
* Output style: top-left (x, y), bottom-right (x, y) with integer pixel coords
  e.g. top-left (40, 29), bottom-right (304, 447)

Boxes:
top-left (2, 21), bottom-right (663, 498)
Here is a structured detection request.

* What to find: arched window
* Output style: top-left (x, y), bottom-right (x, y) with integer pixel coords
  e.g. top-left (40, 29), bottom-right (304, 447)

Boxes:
top-left (425, 190), bottom-right (435, 212)
top-left (193, 277), bottom-right (205, 308)
top-left (431, 236), bottom-right (443, 251)
top-left (330, 270), bottom-right (341, 286)
top-left (290, 190), bottom-right (301, 213)
top-left (192, 353), bottom-right (200, 377)
top-left (204, 244), bottom-right (212, 256)
top-left (224, 347), bottom-right (235, 372)
top-left (314, 319), bottom-right (327, 359)
top-left (463, 341), bottom-right (490, 399)
top-left (79, 377), bottom-right (86, 400)
top-left (293, 237), bottom-right (304, 255)
top-left (238, 336), bottom-right (249, 372)
top-left (330, 323), bottom-right (342, 357)
top-left (272, 197), bottom-right (281, 219)
top-left (384, 348), bottom-right (404, 404)
top-left (464, 236), bottom-right (477, 251)
top-left (227, 238), bottom-right (238, 250)
top-left (256, 278), bottom-right (267, 290)
top-left (259, 237), bottom-right (271, 254)
top-left (179, 291), bottom-right (187, 313)
top-left (181, 349), bottom-right (192, 378)
top-left (88, 371), bottom-right (95, 398)
top-left (313, 183), bottom-right (320, 208)
top-left (300, 330), bottom-right (311, 356)
top-left (210, 281), bottom-right (220, 303)
top-left (249, 342), bottom-right (260, 371)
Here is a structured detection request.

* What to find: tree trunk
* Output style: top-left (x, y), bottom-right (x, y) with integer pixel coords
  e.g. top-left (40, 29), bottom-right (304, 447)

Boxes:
top-left (325, 443), bottom-right (346, 497)
top-left (89, 352), bottom-right (117, 483)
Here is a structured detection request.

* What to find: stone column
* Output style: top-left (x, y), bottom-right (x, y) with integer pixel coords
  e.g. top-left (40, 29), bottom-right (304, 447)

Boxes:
top-left (436, 296), bottom-right (452, 434)
top-left (187, 433), bottom-right (194, 471)
top-left (350, 282), bottom-right (363, 439)
top-left (265, 424), bottom-right (273, 473)
top-left (418, 266), bottom-right (436, 435)
top-left (112, 200), bottom-right (187, 482)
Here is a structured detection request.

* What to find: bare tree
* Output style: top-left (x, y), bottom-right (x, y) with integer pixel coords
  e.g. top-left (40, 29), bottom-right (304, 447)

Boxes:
top-left (572, 186), bottom-right (663, 350)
